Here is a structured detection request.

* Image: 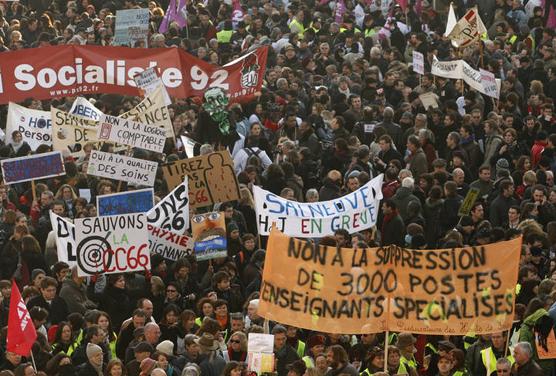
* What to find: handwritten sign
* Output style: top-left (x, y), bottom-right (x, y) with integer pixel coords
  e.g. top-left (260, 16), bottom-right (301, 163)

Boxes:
top-left (191, 212), bottom-right (227, 261)
top-left (258, 229), bottom-right (521, 335)
top-left (121, 86), bottom-right (174, 139)
top-left (134, 67), bottom-right (172, 106)
top-left (148, 224), bottom-right (194, 261)
top-left (87, 150), bottom-right (158, 187)
top-left (97, 189), bottom-right (154, 216)
top-left (49, 211), bottom-right (77, 267)
top-left (97, 114), bottom-right (166, 153)
top-left (147, 179), bottom-right (189, 234)
top-left (75, 213), bottom-right (150, 276)
top-left (6, 102), bottom-right (52, 151)
top-left (458, 187), bottom-right (480, 217)
top-left (1, 151), bottom-right (65, 184)
top-left (413, 51), bottom-right (425, 75)
top-left (480, 68), bottom-right (499, 99)
top-left (162, 151), bottom-right (240, 208)
top-left (114, 8), bottom-right (150, 47)
top-left (254, 175), bottom-right (383, 237)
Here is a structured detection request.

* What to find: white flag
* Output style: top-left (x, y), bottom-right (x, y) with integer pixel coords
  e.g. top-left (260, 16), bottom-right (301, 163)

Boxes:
top-left (447, 7), bottom-right (487, 48)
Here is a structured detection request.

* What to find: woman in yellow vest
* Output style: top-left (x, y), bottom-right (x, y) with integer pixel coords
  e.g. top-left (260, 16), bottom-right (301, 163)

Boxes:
top-left (51, 322), bottom-right (78, 355)
top-left (194, 297), bottom-right (215, 327)
top-left (450, 349), bottom-right (470, 376)
top-left (386, 346), bottom-right (409, 375)
top-left (359, 347), bottom-right (384, 376)
top-left (96, 311), bottom-right (118, 359)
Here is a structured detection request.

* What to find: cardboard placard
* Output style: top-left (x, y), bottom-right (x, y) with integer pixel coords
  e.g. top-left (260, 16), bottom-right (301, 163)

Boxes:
top-left (1, 151), bottom-right (65, 184)
top-left (134, 67), bottom-right (172, 106)
top-left (97, 188), bottom-right (154, 216)
top-left (114, 8), bottom-right (150, 47)
top-left (162, 151), bottom-right (240, 208)
top-left (75, 213), bottom-right (150, 276)
top-left (191, 212), bottom-right (227, 261)
top-left (87, 150), bottom-right (158, 187)
top-left (413, 51), bottom-right (425, 75)
top-left (258, 229), bottom-right (521, 335)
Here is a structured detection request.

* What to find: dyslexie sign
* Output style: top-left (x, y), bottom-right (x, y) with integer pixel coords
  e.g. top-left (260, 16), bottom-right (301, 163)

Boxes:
top-left (258, 229), bottom-right (521, 335)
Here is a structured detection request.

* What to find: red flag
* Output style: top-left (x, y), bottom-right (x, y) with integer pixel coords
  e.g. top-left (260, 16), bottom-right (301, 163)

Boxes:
top-left (7, 280), bottom-right (37, 356)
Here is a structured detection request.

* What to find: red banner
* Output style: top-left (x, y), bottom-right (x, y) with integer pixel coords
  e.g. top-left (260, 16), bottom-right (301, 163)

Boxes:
top-left (0, 45), bottom-right (268, 104)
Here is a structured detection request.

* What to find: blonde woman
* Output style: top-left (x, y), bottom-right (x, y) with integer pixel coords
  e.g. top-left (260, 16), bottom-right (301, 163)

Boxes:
top-left (224, 331), bottom-right (247, 362)
top-left (55, 184), bottom-right (78, 218)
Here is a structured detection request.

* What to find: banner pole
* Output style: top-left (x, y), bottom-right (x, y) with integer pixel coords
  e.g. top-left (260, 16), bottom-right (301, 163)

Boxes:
top-left (30, 350), bottom-right (37, 371)
top-left (383, 330), bottom-right (389, 373)
top-left (31, 180), bottom-right (37, 203)
top-left (504, 330), bottom-right (511, 357)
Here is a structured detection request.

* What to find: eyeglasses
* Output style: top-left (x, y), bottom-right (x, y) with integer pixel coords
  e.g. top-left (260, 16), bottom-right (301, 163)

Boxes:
top-left (230, 340), bottom-right (241, 344)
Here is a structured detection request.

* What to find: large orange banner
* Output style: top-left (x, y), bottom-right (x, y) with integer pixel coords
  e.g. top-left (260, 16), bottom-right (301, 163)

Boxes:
top-left (258, 229), bottom-right (521, 335)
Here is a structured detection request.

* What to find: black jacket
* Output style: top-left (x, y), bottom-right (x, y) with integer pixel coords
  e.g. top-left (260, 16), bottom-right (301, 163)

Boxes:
top-left (27, 295), bottom-right (69, 326)
top-left (275, 345), bottom-right (300, 376)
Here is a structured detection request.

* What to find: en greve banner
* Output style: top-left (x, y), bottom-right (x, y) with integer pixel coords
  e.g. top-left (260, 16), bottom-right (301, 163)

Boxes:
top-left (254, 174), bottom-right (383, 237)
top-left (258, 229), bottom-right (521, 335)
top-left (49, 211), bottom-right (77, 267)
top-left (0, 45), bottom-right (269, 104)
top-left (6, 102), bottom-right (52, 150)
top-left (75, 213), bottom-right (150, 277)
top-left (87, 150), bottom-right (158, 187)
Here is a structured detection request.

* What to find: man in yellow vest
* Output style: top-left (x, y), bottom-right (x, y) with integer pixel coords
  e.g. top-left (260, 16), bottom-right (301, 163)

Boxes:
top-left (479, 331), bottom-right (514, 376)
top-left (285, 325), bottom-right (306, 358)
top-left (395, 333), bottom-right (419, 376)
top-left (216, 20), bottom-right (233, 45)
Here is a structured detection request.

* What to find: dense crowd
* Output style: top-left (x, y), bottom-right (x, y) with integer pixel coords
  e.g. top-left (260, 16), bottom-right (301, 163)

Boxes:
top-left (1, 0), bottom-right (556, 375)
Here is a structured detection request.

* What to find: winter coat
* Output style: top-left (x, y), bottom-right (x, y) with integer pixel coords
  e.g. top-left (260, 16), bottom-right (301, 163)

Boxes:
top-left (423, 198), bottom-right (444, 247)
top-left (407, 148), bottom-right (428, 179)
top-left (99, 285), bottom-right (132, 332)
top-left (392, 187), bottom-right (421, 222)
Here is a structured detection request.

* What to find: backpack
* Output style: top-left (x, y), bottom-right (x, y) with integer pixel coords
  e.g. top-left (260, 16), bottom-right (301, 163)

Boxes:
top-left (244, 147), bottom-right (264, 172)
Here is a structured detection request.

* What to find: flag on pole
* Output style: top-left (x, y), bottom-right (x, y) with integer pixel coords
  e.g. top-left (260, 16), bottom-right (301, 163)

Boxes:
top-left (7, 281), bottom-right (37, 356)
top-left (447, 6), bottom-right (487, 48)
top-left (335, 0), bottom-right (346, 23)
top-left (444, 3), bottom-right (457, 37)
top-left (159, 0), bottom-right (188, 34)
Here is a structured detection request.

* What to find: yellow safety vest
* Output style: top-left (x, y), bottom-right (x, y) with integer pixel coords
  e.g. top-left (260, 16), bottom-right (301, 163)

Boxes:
top-left (400, 355), bottom-right (417, 373)
top-left (67, 329), bottom-right (84, 356)
top-left (361, 364), bottom-right (407, 376)
top-left (425, 343), bottom-right (438, 354)
top-left (508, 34), bottom-right (518, 45)
top-left (464, 333), bottom-right (477, 350)
top-left (217, 30), bottom-right (233, 44)
top-left (481, 347), bottom-right (515, 376)
top-left (289, 19), bottom-right (305, 38)
top-left (195, 317), bottom-right (203, 326)
top-left (109, 336), bottom-right (117, 359)
top-left (302, 355), bottom-right (315, 368)
top-left (296, 340), bottom-right (305, 358)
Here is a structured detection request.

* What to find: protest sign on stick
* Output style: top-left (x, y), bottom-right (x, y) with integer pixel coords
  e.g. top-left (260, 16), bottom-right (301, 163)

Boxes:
top-left (147, 179), bottom-right (189, 234)
top-left (97, 114), bottom-right (166, 153)
top-left (97, 189), bottom-right (154, 216)
top-left (49, 211), bottom-right (77, 267)
top-left (1, 151), bottom-right (65, 184)
top-left (114, 8), bottom-right (150, 47)
top-left (162, 151), bottom-right (240, 208)
top-left (87, 150), bottom-right (158, 187)
top-left (258, 229), bottom-right (521, 335)
top-left (75, 213), bottom-right (150, 277)
top-left (191, 212), bottom-right (227, 261)
top-left (134, 67), bottom-right (172, 106)
top-left (6, 102), bottom-right (52, 151)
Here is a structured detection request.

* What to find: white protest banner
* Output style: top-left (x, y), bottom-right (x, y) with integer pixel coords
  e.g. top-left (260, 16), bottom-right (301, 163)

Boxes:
top-left (6, 102), bottom-right (52, 150)
top-left (70, 97), bottom-right (103, 121)
top-left (148, 224), bottom-right (194, 261)
top-left (480, 68), bottom-right (499, 99)
top-left (431, 56), bottom-right (462, 79)
top-left (87, 150), bottom-right (158, 187)
top-left (461, 60), bottom-right (485, 94)
top-left (114, 8), bottom-right (150, 47)
top-left (247, 334), bottom-right (275, 374)
top-left (97, 114), bottom-right (166, 153)
top-left (147, 179), bottom-right (189, 234)
top-left (121, 86), bottom-right (175, 139)
top-left (447, 7), bottom-right (487, 48)
top-left (75, 213), bottom-right (150, 277)
top-left (134, 67), bottom-right (172, 106)
top-left (254, 174), bottom-right (383, 237)
top-left (49, 211), bottom-right (77, 267)
top-left (248, 334), bottom-right (274, 353)
top-left (412, 51), bottom-right (425, 75)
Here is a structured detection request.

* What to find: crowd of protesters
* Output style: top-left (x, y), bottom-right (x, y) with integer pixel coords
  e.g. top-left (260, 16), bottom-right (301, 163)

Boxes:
top-left (2, 0), bottom-right (556, 375)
